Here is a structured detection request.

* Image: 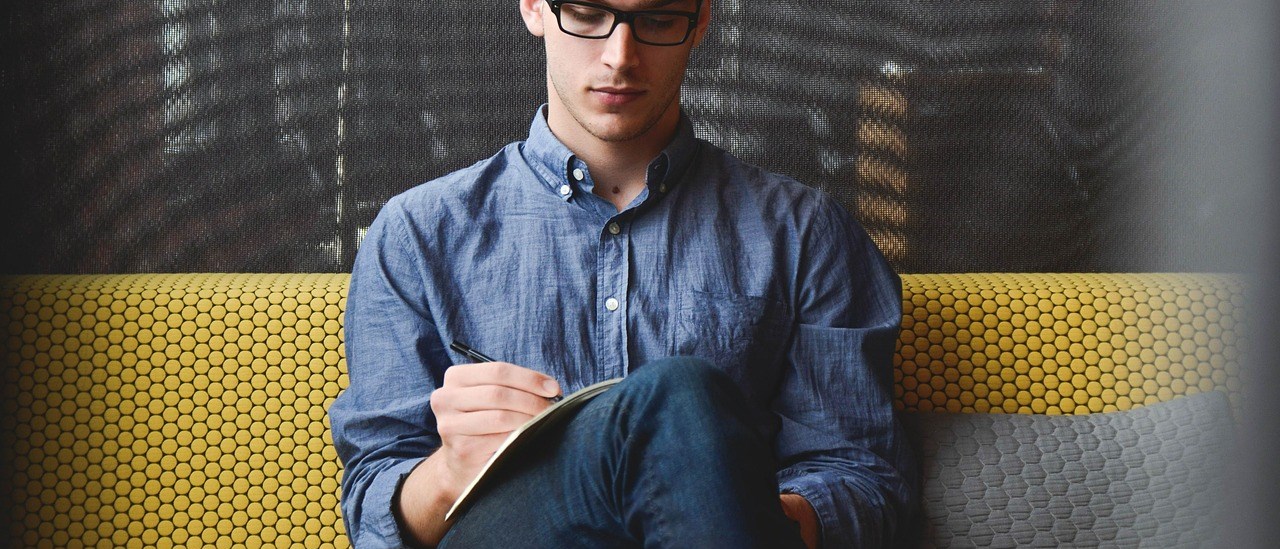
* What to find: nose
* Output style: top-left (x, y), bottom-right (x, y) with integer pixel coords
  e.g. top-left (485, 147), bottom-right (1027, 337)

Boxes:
top-left (600, 21), bottom-right (641, 70)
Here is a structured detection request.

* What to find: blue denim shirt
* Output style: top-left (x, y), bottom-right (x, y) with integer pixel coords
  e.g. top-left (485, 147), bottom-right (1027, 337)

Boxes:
top-left (330, 108), bottom-right (916, 548)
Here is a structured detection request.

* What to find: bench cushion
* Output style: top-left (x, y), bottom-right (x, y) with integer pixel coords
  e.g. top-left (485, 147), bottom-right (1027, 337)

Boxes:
top-left (904, 391), bottom-right (1233, 547)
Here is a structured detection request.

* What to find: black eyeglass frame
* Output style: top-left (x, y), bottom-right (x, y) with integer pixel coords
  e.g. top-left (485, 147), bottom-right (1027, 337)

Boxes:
top-left (543, 0), bottom-right (702, 46)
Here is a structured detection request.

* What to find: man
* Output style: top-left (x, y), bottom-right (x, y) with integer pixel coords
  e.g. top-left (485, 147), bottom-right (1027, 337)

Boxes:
top-left (329, 0), bottom-right (916, 547)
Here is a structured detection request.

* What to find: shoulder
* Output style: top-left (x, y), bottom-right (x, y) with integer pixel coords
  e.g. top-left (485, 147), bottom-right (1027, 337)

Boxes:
top-left (358, 142), bottom-right (527, 266)
top-left (372, 143), bottom-right (526, 236)
top-left (691, 140), bottom-right (855, 231)
top-left (386, 143), bottom-right (523, 217)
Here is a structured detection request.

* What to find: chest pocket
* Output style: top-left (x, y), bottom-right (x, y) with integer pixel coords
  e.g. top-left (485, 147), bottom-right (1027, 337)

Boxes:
top-left (674, 290), bottom-right (792, 393)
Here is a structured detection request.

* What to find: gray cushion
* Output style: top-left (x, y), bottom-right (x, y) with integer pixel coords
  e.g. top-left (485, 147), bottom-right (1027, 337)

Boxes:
top-left (902, 392), bottom-right (1234, 548)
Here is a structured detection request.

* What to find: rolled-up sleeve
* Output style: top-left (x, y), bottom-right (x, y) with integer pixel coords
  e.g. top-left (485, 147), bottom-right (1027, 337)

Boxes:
top-left (772, 195), bottom-right (918, 548)
top-left (329, 198), bottom-right (450, 547)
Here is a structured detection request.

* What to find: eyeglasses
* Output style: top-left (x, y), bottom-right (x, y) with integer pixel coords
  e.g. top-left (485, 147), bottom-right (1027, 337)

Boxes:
top-left (544, 0), bottom-right (701, 47)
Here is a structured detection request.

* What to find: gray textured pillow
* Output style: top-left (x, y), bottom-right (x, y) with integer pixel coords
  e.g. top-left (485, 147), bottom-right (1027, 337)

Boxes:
top-left (902, 392), bottom-right (1234, 548)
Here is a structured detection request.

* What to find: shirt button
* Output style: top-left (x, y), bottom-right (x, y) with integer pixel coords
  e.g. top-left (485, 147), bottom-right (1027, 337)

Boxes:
top-left (607, 222), bottom-right (621, 235)
top-left (658, 184), bottom-right (668, 193)
top-left (572, 168), bottom-right (585, 181)
top-left (559, 184), bottom-right (572, 196)
top-left (605, 298), bottom-right (620, 311)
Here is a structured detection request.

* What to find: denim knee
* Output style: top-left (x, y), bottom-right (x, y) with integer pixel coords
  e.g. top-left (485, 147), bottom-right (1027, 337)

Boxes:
top-left (628, 356), bottom-right (728, 390)
top-left (615, 356), bottom-right (755, 424)
top-left (627, 356), bottom-right (740, 403)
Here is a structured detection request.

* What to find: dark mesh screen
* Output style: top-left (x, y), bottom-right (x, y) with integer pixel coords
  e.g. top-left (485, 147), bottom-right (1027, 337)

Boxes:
top-left (1, 0), bottom-right (1229, 274)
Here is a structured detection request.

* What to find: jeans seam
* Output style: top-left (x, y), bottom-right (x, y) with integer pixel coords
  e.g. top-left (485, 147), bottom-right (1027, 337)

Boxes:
top-left (634, 431), bottom-right (671, 548)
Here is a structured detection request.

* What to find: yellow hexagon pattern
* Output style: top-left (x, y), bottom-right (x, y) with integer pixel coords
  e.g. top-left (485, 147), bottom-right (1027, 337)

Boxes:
top-left (3, 274), bottom-right (348, 548)
top-left (1, 273), bottom-right (1243, 546)
top-left (896, 273), bottom-right (1241, 414)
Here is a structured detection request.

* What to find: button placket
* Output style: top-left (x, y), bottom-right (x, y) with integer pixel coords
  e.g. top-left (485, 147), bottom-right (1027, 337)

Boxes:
top-left (595, 217), bottom-right (630, 378)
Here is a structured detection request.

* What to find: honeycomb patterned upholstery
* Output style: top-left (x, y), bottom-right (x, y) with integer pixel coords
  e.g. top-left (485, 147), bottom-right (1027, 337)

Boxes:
top-left (2, 274), bottom-right (348, 548)
top-left (1, 273), bottom-right (1242, 547)
top-left (897, 273), bottom-right (1241, 414)
top-left (904, 390), bottom-right (1233, 547)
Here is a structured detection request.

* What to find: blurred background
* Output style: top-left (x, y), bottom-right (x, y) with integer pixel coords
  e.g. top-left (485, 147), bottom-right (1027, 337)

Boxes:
top-left (1, 0), bottom-right (1271, 275)
top-left (2, 0), bottom-right (1276, 545)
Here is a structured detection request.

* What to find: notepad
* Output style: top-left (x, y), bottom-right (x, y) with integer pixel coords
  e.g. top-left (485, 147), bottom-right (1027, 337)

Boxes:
top-left (445, 377), bottom-right (624, 521)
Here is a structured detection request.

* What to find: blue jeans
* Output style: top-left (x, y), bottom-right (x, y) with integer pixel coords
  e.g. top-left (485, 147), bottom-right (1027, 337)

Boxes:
top-left (438, 357), bottom-right (808, 548)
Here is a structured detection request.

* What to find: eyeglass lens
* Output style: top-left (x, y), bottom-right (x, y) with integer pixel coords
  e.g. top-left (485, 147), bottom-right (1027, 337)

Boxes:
top-left (558, 2), bottom-right (691, 45)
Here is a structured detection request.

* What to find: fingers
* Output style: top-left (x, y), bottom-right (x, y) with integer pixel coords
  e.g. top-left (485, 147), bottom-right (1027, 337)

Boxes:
top-left (446, 384), bottom-right (554, 417)
top-left (430, 382), bottom-right (552, 421)
top-left (438, 409), bottom-right (539, 437)
top-left (433, 362), bottom-right (561, 468)
top-left (443, 361), bottom-right (561, 399)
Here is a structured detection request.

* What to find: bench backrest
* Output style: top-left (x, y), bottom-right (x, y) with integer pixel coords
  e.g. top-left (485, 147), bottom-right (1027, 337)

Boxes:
top-left (1, 273), bottom-right (1241, 546)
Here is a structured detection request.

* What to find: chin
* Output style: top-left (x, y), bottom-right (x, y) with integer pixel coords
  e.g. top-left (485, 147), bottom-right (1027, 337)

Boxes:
top-left (586, 111), bottom-right (666, 143)
top-left (579, 120), bottom-right (640, 143)
top-left (589, 125), bottom-right (647, 143)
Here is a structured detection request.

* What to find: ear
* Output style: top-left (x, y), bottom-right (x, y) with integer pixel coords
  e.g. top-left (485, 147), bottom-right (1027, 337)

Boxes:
top-left (520, 0), bottom-right (547, 37)
top-left (690, 0), bottom-right (712, 48)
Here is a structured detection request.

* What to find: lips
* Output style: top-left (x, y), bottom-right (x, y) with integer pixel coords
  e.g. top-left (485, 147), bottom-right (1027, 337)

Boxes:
top-left (591, 86), bottom-right (646, 106)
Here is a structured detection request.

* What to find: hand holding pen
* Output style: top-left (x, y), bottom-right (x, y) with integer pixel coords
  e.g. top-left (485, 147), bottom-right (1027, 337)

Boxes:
top-left (421, 340), bottom-right (563, 515)
top-left (450, 340), bottom-right (563, 403)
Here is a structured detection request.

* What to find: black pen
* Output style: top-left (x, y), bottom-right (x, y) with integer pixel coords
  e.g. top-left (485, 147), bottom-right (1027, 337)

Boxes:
top-left (449, 340), bottom-right (497, 364)
top-left (449, 340), bottom-right (563, 403)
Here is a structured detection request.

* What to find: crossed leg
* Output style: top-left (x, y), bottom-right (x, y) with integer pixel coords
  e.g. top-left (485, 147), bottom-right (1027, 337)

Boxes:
top-left (438, 357), bottom-right (807, 549)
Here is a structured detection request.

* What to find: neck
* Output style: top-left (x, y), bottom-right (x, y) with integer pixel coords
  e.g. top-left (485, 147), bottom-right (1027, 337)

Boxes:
top-left (545, 100), bottom-right (681, 211)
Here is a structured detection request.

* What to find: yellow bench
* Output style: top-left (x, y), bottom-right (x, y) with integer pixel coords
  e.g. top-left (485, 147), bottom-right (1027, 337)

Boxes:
top-left (2, 273), bottom-right (1241, 547)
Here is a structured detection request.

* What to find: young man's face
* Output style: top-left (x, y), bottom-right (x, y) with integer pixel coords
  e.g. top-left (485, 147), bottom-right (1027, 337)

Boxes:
top-left (520, 0), bottom-right (709, 145)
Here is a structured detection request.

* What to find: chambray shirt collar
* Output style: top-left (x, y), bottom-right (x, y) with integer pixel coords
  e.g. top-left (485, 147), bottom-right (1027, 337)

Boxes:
top-left (522, 105), bottom-right (699, 203)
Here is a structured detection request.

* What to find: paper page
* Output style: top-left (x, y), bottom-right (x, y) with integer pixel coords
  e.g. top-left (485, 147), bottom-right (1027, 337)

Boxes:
top-left (445, 377), bottom-right (623, 520)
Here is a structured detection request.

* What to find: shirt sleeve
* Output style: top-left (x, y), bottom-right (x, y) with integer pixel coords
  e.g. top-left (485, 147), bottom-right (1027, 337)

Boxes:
top-left (772, 195), bottom-right (919, 548)
top-left (328, 198), bottom-right (451, 548)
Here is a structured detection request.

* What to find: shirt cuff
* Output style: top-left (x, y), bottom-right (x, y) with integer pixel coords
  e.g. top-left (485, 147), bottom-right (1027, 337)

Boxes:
top-left (779, 474), bottom-right (834, 547)
top-left (362, 457), bottom-right (427, 548)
